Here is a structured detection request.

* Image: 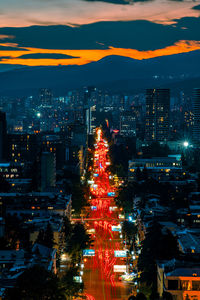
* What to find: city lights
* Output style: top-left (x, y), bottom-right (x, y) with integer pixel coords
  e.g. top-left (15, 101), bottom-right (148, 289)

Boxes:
top-left (82, 128), bottom-right (132, 298)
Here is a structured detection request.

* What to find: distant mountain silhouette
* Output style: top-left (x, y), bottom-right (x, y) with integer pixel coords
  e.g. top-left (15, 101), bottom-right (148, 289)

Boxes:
top-left (0, 51), bottom-right (200, 96)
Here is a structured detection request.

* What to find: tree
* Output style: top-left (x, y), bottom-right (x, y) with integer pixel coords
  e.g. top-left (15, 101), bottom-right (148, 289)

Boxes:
top-left (63, 216), bottom-right (72, 241)
top-left (142, 142), bottom-right (170, 158)
top-left (136, 293), bottom-right (147, 300)
top-left (137, 221), bottom-right (180, 293)
top-left (61, 267), bottom-right (83, 298)
top-left (4, 265), bottom-right (65, 300)
top-left (68, 223), bottom-right (92, 264)
top-left (115, 182), bottom-right (138, 213)
top-left (71, 183), bottom-right (87, 214)
top-left (122, 221), bottom-right (137, 245)
top-left (128, 296), bottom-right (136, 300)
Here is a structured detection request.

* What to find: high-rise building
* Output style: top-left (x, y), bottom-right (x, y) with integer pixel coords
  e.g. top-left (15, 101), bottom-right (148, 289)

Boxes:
top-left (41, 152), bottom-right (56, 192)
top-left (120, 111), bottom-right (136, 137)
top-left (39, 88), bottom-right (53, 106)
top-left (85, 105), bottom-right (96, 135)
top-left (0, 111), bottom-right (7, 162)
top-left (84, 86), bottom-right (97, 106)
top-left (7, 134), bottom-right (38, 163)
top-left (192, 88), bottom-right (200, 143)
top-left (145, 89), bottom-right (170, 142)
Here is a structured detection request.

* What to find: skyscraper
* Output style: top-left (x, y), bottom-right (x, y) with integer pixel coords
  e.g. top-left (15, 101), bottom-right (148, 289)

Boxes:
top-left (41, 152), bottom-right (56, 192)
top-left (39, 88), bottom-right (53, 106)
top-left (145, 89), bottom-right (170, 142)
top-left (192, 88), bottom-right (200, 143)
top-left (0, 111), bottom-right (7, 162)
top-left (85, 105), bottom-right (96, 135)
top-left (120, 111), bottom-right (136, 137)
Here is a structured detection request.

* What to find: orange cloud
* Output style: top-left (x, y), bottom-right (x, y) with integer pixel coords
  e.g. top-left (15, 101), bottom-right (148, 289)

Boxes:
top-left (0, 35), bottom-right (14, 40)
top-left (0, 40), bottom-right (200, 66)
top-left (0, 0), bottom-right (200, 27)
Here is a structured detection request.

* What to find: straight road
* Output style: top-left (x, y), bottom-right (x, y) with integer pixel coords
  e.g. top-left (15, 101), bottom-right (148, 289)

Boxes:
top-left (82, 129), bottom-right (132, 300)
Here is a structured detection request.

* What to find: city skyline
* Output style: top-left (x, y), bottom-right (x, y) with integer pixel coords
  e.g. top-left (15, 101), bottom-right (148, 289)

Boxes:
top-left (1, 1), bottom-right (200, 299)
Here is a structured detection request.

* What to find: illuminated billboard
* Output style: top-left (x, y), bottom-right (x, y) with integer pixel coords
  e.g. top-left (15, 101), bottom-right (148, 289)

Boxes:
top-left (113, 265), bottom-right (127, 272)
top-left (87, 228), bottom-right (95, 234)
top-left (83, 249), bottom-right (95, 256)
top-left (118, 214), bottom-right (125, 219)
top-left (109, 206), bottom-right (117, 211)
top-left (73, 276), bottom-right (82, 283)
top-left (91, 206), bottom-right (97, 211)
top-left (114, 250), bottom-right (127, 257)
top-left (112, 225), bottom-right (121, 232)
top-left (107, 192), bottom-right (115, 197)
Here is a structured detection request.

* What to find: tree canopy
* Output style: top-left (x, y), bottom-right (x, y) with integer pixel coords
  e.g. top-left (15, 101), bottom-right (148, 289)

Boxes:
top-left (4, 265), bottom-right (65, 300)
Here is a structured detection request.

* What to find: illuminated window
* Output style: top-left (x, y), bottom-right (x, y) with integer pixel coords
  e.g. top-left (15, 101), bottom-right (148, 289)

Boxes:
top-left (181, 280), bottom-right (191, 291)
top-left (192, 281), bottom-right (200, 291)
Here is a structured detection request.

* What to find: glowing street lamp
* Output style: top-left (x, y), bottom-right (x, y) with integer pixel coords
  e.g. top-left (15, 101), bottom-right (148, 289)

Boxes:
top-left (183, 141), bottom-right (189, 148)
top-left (97, 128), bottom-right (101, 142)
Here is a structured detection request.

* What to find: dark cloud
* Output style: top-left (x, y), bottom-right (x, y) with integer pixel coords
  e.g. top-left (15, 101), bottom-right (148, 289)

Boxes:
top-left (18, 53), bottom-right (79, 59)
top-left (0, 45), bottom-right (28, 51)
top-left (83, 0), bottom-right (152, 3)
top-left (192, 4), bottom-right (200, 10)
top-left (0, 56), bottom-right (12, 61)
top-left (0, 17), bottom-right (200, 52)
top-left (83, 0), bottom-right (130, 4)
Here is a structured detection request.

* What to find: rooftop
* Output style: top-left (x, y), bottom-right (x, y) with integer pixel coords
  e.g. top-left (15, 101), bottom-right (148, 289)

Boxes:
top-left (166, 268), bottom-right (200, 277)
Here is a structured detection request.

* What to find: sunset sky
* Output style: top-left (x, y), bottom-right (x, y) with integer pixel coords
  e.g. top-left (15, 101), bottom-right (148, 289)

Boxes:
top-left (0, 0), bottom-right (200, 67)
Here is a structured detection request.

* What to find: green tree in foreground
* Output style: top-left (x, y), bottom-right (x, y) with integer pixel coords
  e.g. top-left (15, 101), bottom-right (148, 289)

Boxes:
top-left (136, 293), bottom-right (147, 300)
top-left (137, 221), bottom-right (180, 297)
top-left (122, 221), bottom-right (137, 245)
top-left (68, 223), bottom-right (92, 264)
top-left (71, 183), bottom-right (87, 214)
top-left (61, 267), bottom-right (84, 298)
top-left (4, 265), bottom-right (65, 300)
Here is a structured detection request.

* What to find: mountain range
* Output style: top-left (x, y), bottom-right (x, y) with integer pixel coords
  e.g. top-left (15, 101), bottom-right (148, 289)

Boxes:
top-left (0, 50), bottom-right (200, 96)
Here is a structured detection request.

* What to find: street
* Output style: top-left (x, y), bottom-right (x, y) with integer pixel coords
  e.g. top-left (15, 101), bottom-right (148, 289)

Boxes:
top-left (82, 129), bottom-right (132, 300)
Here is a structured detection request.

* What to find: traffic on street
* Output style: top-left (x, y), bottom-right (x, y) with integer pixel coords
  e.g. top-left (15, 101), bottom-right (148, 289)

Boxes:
top-left (82, 128), bottom-right (133, 300)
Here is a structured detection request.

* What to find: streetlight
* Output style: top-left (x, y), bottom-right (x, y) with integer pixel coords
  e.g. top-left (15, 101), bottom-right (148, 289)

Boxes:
top-left (183, 141), bottom-right (189, 148)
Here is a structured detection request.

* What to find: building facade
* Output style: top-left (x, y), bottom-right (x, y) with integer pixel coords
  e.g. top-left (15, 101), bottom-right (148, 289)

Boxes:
top-left (192, 88), bottom-right (200, 143)
top-left (145, 89), bottom-right (170, 142)
top-left (120, 111), bottom-right (136, 137)
top-left (0, 111), bottom-right (7, 162)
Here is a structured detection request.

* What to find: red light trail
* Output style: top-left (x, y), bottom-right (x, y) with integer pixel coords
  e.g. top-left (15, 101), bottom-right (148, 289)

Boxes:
top-left (82, 128), bottom-right (131, 299)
